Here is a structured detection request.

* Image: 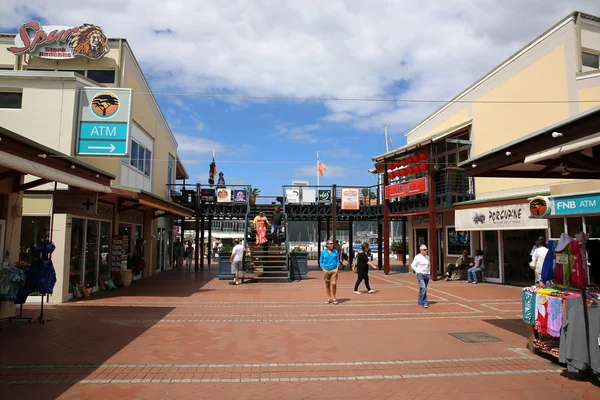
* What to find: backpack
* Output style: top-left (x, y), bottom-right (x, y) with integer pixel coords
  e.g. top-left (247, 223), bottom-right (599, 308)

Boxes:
top-left (352, 256), bottom-right (358, 274)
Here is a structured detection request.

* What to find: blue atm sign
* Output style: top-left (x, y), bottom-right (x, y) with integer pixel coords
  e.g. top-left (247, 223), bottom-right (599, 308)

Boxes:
top-left (76, 88), bottom-right (132, 156)
top-left (554, 192), bottom-right (600, 216)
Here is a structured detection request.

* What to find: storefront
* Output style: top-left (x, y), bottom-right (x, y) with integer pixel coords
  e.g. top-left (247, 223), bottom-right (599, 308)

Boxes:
top-left (455, 200), bottom-right (549, 284)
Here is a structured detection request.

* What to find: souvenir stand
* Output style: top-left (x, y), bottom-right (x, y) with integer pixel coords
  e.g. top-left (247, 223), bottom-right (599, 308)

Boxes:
top-left (522, 232), bottom-right (600, 378)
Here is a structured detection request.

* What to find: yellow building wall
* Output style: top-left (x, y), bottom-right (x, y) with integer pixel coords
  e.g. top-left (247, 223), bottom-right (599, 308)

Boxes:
top-left (471, 45), bottom-right (572, 194)
top-left (23, 196), bottom-right (52, 215)
top-left (578, 86), bottom-right (600, 113)
top-left (409, 108), bottom-right (470, 144)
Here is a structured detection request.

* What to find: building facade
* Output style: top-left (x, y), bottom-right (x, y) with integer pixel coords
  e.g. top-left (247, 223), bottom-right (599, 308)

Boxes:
top-left (373, 11), bottom-right (600, 284)
top-left (0, 22), bottom-right (192, 302)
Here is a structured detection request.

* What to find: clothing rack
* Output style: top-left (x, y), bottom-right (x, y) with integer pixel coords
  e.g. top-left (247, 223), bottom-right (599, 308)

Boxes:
top-left (8, 303), bottom-right (32, 323)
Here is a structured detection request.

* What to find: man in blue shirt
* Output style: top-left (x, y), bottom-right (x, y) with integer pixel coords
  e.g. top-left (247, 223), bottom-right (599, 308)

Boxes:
top-left (320, 240), bottom-right (340, 304)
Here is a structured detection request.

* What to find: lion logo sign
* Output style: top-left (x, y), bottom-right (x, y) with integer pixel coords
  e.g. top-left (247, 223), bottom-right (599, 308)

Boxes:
top-left (70, 24), bottom-right (109, 60)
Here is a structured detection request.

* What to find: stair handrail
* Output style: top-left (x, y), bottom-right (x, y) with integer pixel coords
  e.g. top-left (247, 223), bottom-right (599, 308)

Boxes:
top-left (282, 186), bottom-right (290, 280)
top-left (243, 185), bottom-right (251, 276)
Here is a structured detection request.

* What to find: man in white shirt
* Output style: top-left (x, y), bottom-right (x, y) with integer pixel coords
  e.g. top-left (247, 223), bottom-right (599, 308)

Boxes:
top-left (342, 242), bottom-right (349, 265)
top-left (229, 239), bottom-right (245, 285)
top-left (411, 244), bottom-right (430, 309)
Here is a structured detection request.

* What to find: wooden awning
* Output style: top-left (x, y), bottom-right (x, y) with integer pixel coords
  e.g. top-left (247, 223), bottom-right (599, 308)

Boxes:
top-left (112, 185), bottom-right (194, 218)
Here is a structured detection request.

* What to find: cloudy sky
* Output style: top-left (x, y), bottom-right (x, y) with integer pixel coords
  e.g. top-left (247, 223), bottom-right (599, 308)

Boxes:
top-left (2, 1), bottom-right (599, 195)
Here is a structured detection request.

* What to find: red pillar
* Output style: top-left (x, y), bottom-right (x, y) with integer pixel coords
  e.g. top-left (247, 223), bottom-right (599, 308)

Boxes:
top-left (383, 161), bottom-right (390, 275)
top-left (427, 157), bottom-right (438, 280)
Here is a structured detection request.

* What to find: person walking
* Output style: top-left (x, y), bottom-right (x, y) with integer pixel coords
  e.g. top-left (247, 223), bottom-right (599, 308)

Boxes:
top-left (467, 249), bottom-right (485, 284)
top-left (253, 211), bottom-right (269, 246)
top-left (320, 240), bottom-right (340, 304)
top-left (174, 238), bottom-right (184, 269)
top-left (271, 207), bottom-right (283, 245)
top-left (342, 242), bottom-right (349, 265)
top-left (411, 244), bottom-right (430, 308)
top-left (334, 240), bottom-right (343, 269)
top-left (229, 238), bottom-right (244, 285)
top-left (184, 241), bottom-right (194, 271)
top-left (354, 242), bottom-right (377, 294)
top-left (531, 238), bottom-right (549, 285)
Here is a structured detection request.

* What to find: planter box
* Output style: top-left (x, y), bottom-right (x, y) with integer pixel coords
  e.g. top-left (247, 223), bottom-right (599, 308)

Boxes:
top-left (218, 252), bottom-right (234, 280)
top-left (290, 252), bottom-right (308, 280)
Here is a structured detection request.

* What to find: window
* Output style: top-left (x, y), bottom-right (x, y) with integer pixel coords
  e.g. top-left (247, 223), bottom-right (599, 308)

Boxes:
top-left (585, 216), bottom-right (600, 239)
top-left (583, 52), bottom-right (600, 69)
top-left (0, 91), bottom-right (22, 109)
top-left (0, 67), bottom-right (13, 70)
top-left (86, 70), bottom-right (116, 84)
top-left (126, 139), bottom-right (151, 176)
top-left (167, 154), bottom-right (175, 186)
top-left (446, 226), bottom-right (471, 257)
top-left (550, 218), bottom-right (564, 239)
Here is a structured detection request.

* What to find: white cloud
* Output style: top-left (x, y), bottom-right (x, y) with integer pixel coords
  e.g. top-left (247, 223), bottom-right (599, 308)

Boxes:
top-left (174, 133), bottom-right (225, 156)
top-left (273, 123), bottom-right (324, 144)
top-left (6, 1), bottom-right (600, 136)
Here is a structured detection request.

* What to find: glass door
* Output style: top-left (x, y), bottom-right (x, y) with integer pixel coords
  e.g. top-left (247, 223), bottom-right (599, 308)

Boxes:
top-left (481, 231), bottom-right (502, 283)
top-left (156, 228), bottom-right (165, 272)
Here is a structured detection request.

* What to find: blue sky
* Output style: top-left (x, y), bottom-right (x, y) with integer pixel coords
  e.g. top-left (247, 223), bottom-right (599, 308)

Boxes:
top-left (2, 1), bottom-right (600, 197)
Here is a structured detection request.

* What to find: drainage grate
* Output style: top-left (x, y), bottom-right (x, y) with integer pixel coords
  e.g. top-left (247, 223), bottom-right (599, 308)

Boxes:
top-left (449, 332), bottom-right (502, 343)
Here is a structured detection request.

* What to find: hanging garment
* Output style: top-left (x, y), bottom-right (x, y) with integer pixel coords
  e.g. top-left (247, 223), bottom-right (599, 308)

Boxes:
top-left (522, 289), bottom-right (536, 325)
top-left (535, 293), bottom-right (549, 334)
top-left (547, 295), bottom-right (563, 337)
top-left (587, 301), bottom-right (600, 375)
top-left (0, 267), bottom-right (26, 302)
top-left (570, 241), bottom-right (587, 288)
top-left (556, 233), bottom-right (574, 252)
top-left (559, 295), bottom-right (590, 373)
top-left (541, 240), bottom-right (556, 284)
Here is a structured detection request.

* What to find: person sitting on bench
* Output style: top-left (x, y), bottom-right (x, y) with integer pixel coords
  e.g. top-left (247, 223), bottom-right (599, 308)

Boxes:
top-left (445, 250), bottom-right (470, 281)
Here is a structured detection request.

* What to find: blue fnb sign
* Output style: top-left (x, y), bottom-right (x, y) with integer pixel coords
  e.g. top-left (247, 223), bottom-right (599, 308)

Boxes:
top-left (553, 192), bottom-right (600, 215)
top-left (76, 88), bottom-right (132, 156)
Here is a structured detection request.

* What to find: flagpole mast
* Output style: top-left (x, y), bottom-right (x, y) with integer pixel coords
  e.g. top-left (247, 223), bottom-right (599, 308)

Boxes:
top-left (317, 151), bottom-right (320, 187)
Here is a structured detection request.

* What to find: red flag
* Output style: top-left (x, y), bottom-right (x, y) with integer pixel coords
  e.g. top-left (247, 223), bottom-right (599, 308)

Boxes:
top-left (317, 159), bottom-right (328, 176)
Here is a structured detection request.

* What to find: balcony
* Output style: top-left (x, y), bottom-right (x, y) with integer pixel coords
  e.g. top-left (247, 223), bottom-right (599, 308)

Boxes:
top-left (388, 167), bottom-right (474, 215)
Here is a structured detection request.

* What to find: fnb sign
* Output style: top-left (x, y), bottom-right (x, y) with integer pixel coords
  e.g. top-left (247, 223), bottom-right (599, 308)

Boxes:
top-left (553, 193), bottom-right (600, 216)
top-left (7, 21), bottom-right (109, 60)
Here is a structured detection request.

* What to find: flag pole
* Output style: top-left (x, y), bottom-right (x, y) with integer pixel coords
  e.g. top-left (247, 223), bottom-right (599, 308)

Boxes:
top-left (317, 151), bottom-right (320, 187)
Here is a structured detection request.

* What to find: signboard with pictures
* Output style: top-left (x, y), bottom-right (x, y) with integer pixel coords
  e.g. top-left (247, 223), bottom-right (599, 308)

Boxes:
top-left (216, 188), bottom-right (232, 203)
top-left (341, 187), bottom-right (360, 210)
top-left (76, 87), bottom-right (132, 157)
top-left (318, 190), bottom-right (331, 202)
top-left (233, 189), bottom-right (248, 203)
top-left (7, 22), bottom-right (110, 60)
top-left (286, 189), bottom-right (300, 204)
top-left (199, 188), bottom-right (216, 203)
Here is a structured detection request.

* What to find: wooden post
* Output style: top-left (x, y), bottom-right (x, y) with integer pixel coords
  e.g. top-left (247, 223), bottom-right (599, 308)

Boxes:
top-left (427, 157), bottom-right (438, 280)
top-left (377, 218), bottom-right (383, 270)
top-left (383, 161), bottom-right (390, 275)
top-left (348, 217), bottom-right (354, 266)
top-left (207, 217), bottom-right (212, 267)
top-left (195, 184), bottom-right (200, 272)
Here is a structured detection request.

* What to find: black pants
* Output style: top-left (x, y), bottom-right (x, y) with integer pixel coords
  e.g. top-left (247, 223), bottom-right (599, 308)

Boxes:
top-left (354, 271), bottom-right (371, 291)
top-left (446, 264), bottom-right (465, 277)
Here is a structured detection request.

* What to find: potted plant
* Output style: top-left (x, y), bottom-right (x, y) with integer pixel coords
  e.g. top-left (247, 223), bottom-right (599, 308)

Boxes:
top-left (391, 241), bottom-right (405, 260)
top-left (218, 244), bottom-right (234, 280)
top-left (361, 188), bottom-right (375, 205)
top-left (289, 246), bottom-right (308, 279)
top-left (249, 188), bottom-right (260, 206)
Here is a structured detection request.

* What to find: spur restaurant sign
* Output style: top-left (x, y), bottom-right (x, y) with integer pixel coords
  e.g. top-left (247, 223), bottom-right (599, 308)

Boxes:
top-left (455, 203), bottom-right (548, 231)
top-left (7, 22), bottom-right (109, 60)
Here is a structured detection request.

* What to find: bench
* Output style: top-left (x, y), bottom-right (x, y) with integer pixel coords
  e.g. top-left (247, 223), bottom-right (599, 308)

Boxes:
top-left (450, 269), bottom-right (486, 282)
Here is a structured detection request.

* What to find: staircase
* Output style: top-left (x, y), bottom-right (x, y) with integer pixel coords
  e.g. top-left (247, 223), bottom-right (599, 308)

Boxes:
top-left (242, 203), bottom-right (289, 282)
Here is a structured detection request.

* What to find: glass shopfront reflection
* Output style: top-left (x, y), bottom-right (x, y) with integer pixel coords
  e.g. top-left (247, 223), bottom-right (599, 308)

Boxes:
top-left (482, 231), bottom-right (501, 283)
top-left (70, 218), bottom-right (111, 295)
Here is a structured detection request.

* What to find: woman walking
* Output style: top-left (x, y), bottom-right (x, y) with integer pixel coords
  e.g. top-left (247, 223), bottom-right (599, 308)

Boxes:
top-left (184, 242), bottom-right (194, 271)
top-left (253, 211), bottom-right (269, 246)
top-left (411, 244), bottom-right (430, 309)
top-left (354, 242), bottom-right (377, 294)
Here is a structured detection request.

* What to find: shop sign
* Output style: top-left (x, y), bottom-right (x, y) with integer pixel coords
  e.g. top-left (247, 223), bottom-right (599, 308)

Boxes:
top-left (341, 187), bottom-right (360, 210)
top-left (318, 190), bottom-right (331, 202)
top-left (286, 189), bottom-right (300, 204)
top-left (302, 189), bottom-right (316, 204)
top-left (76, 87), bottom-right (132, 156)
top-left (529, 196), bottom-right (551, 218)
top-left (385, 177), bottom-right (427, 199)
top-left (120, 210), bottom-right (143, 225)
top-left (53, 191), bottom-right (98, 217)
top-left (556, 254), bottom-right (569, 265)
top-left (233, 189), bottom-right (247, 203)
top-left (216, 188), bottom-right (231, 203)
top-left (8, 22), bottom-right (109, 60)
top-left (200, 188), bottom-right (216, 203)
top-left (455, 203), bottom-right (548, 231)
top-left (553, 192), bottom-right (600, 216)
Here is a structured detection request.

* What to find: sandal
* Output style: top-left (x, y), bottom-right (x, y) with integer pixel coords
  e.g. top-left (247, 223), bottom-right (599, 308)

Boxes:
top-left (325, 300), bottom-right (331, 304)
top-left (333, 300), bottom-right (339, 305)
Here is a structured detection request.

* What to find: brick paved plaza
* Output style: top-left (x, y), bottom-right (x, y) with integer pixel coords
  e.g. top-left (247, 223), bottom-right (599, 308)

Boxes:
top-left (1, 266), bottom-right (599, 399)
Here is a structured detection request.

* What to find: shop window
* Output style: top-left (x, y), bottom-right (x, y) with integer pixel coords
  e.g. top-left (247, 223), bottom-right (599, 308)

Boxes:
top-left (566, 217), bottom-right (584, 236)
top-left (167, 154), bottom-right (175, 186)
top-left (70, 219), bottom-right (85, 293)
top-left (0, 91), bottom-right (23, 109)
top-left (19, 216), bottom-right (50, 263)
top-left (86, 69), bottom-right (116, 84)
top-left (582, 51), bottom-right (600, 69)
top-left (85, 220), bottom-right (99, 288)
top-left (549, 218), bottom-right (564, 239)
top-left (99, 222), bottom-right (111, 279)
top-left (130, 141), bottom-right (138, 168)
top-left (446, 226), bottom-right (471, 257)
top-left (585, 216), bottom-right (600, 239)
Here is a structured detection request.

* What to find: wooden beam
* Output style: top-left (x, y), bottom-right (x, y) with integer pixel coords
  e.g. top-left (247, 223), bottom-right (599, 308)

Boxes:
top-left (539, 165), bottom-right (556, 177)
top-left (13, 178), bottom-right (50, 193)
top-left (0, 170), bottom-right (23, 182)
top-left (563, 152), bottom-right (600, 171)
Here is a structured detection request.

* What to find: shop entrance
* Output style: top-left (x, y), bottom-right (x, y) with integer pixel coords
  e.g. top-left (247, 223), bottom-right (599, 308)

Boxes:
top-left (503, 229), bottom-right (545, 286)
top-left (414, 228), bottom-right (443, 274)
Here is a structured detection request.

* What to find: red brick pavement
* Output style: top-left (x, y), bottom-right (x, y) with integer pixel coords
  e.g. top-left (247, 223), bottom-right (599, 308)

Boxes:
top-left (1, 267), bottom-right (599, 399)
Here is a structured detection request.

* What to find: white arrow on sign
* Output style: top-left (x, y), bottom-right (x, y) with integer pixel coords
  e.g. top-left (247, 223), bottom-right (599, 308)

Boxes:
top-left (88, 144), bottom-right (116, 152)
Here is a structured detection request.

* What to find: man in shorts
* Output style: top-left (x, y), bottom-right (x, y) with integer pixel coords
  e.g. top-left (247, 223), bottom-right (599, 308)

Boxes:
top-left (319, 240), bottom-right (340, 304)
top-left (229, 239), bottom-right (244, 285)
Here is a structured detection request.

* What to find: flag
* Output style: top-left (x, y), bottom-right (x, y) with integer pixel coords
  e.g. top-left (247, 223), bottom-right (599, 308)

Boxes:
top-left (211, 153), bottom-right (217, 176)
top-left (317, 158), bottom-right (328, 176)
top-left (208, 151), bottom-right (217, 184)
